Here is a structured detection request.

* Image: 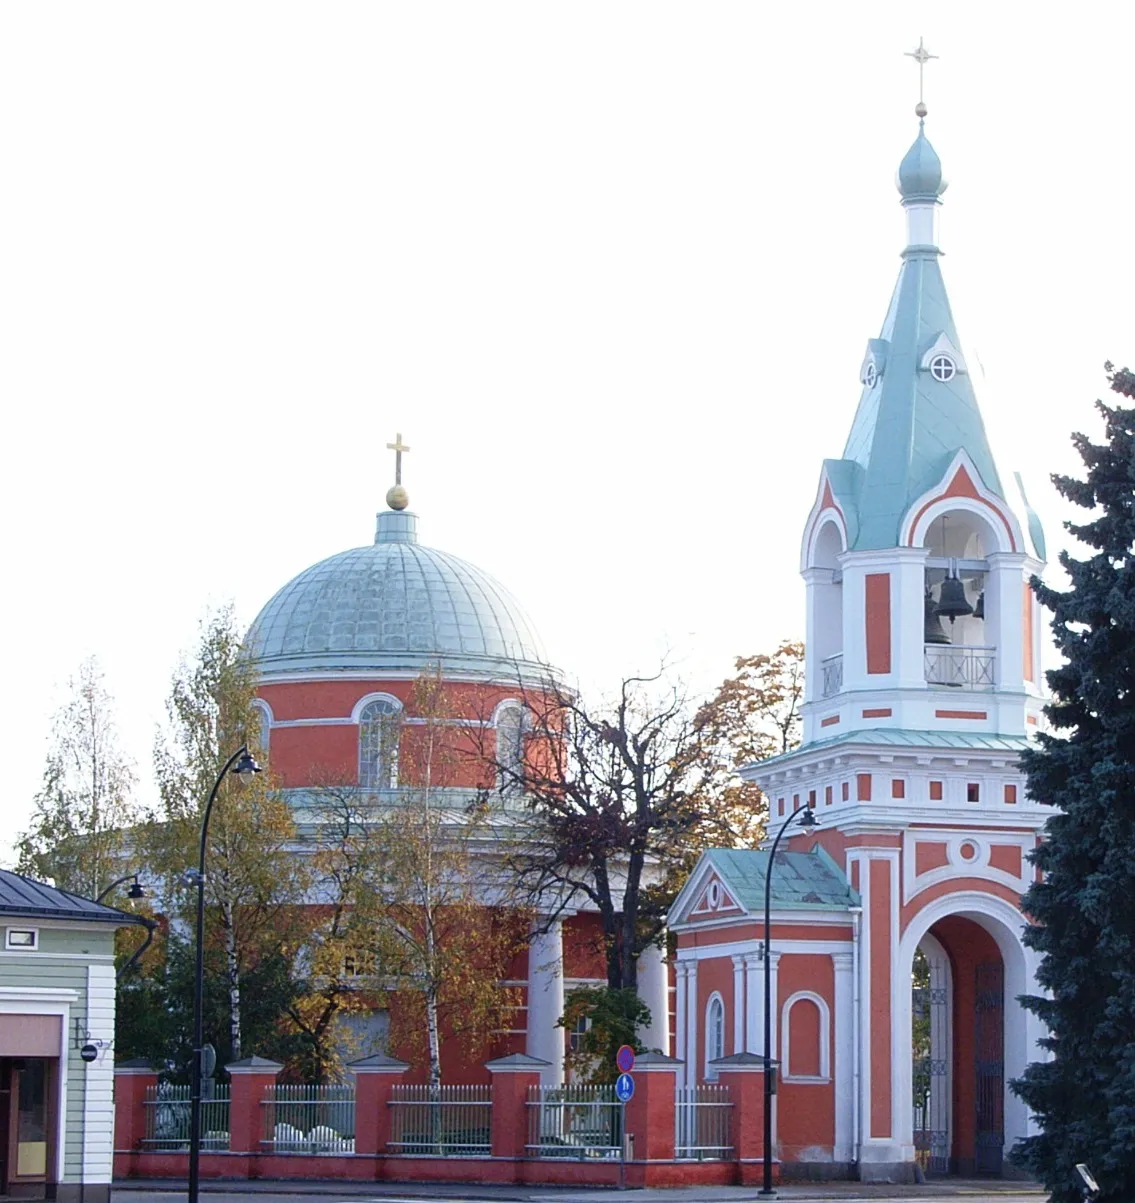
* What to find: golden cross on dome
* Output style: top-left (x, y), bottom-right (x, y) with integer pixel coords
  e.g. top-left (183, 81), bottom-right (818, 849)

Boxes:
top-left (386, 432), bottom-right (410, 485)
top-left (905, 37), bottom-right (938, 114)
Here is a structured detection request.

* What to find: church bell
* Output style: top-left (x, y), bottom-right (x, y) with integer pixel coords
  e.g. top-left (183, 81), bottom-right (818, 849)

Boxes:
top-left (934, 574), bottom-right (973, 622)
top-left (973, 590), bottom-right (985, 621)
top-left (924, 589), bottom-right (951, 645)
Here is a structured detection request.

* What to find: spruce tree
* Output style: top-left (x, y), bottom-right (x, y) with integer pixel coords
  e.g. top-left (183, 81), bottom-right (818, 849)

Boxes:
top-left (1012, 364), bottom-right (1135, 1202)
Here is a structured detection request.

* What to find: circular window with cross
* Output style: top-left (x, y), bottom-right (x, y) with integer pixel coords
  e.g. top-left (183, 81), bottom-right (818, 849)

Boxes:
top-left (930, 354), bottom-right (957, 382)
top-left (864, 362), bottom-right (878, 388)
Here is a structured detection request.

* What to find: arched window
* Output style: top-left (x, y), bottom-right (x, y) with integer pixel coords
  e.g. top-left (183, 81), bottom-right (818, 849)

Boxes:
top-left (358, 696), bottom-right (402, 790)
top-left (705, 993), bottom-right (725, 1080)
top-left (780, 991), bottom-right (831, 1082)
top-left (496, 703), bottom-right (525, 789)
top-left (251, 700), bottom-right (272, 760)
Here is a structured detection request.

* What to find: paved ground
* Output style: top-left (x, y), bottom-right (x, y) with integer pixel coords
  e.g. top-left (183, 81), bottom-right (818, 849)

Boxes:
top-left (114, 1181), bottom-right (1047, 1202)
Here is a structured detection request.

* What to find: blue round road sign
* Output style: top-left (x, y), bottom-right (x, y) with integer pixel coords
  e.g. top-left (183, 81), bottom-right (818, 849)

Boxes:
top-left (615, 1044), bottom-right (635, 1074)
top-left (615, 1072), bottom-right (635, 1103)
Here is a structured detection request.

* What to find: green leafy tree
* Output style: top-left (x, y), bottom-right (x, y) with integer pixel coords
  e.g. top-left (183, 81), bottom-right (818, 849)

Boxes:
top-left (558, 985), bottom-right (650, 1085)
top-left (16, 657), bottom-right (142, 897)
top-left (1011, 364), bottom-right (1135, 1202)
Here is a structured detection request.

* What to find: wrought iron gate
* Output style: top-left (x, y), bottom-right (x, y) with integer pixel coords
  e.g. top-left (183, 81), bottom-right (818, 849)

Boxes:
top-left (912, 953), bottom-right (950, 1175)
top-left (974, 961), bottom-right (1004, 1175)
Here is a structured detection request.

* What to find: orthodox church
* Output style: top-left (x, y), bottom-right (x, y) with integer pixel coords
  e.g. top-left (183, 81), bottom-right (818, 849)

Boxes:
top-left (668, 108), bottom-right (1048, 1180)
top-left (239, 93), bottom-right (1048, 1181)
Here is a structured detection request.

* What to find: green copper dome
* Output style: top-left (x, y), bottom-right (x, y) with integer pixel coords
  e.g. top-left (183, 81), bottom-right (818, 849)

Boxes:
top-left (896, 123), bottom-right (947, 202)
top-left (248, 508), bottom-right (553, 683)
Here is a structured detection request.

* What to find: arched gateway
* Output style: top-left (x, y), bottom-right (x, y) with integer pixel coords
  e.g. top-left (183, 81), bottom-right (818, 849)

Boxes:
top-left (669, 110), bottom-right (1049, 1183)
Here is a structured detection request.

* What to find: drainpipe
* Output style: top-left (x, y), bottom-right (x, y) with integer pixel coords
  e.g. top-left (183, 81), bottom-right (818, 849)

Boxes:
top-left (851, 906), bottom-right (862, 1170)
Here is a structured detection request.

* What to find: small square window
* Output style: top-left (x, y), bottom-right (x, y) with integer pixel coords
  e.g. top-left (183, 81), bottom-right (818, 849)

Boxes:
top-left (967, 783), bottom-right (981, 803)
top-left (825, 785), bottom-right (833, 806)
top-left (778, 797), bottom-right (785, 816)
top-left (841, 781), bottom-right (850, 802)
top-left (793, 794), bottom-right (800, 811)
top-left (929, 781), bottom-right (943, 801)
top-left (892, 779), bottom-right (905, 799)
top-left (1004, 783), bottom-right (1018, 804)
top-left (808, 790), bottom-right (816, 808)
top-left (6, 929), bottom-right (37, 950)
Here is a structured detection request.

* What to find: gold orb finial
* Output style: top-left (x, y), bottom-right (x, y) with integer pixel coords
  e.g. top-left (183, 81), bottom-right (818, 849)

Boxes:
top-left (386, 484), bottom-right (409, 511)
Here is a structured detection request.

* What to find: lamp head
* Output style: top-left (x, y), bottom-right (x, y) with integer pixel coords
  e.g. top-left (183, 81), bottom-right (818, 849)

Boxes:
top-left (798, 807), bottom-right (819, 834)
top-left (231, 749), bottom-right (262, 783)
top-left (127, 877), bottom-right (146, 900)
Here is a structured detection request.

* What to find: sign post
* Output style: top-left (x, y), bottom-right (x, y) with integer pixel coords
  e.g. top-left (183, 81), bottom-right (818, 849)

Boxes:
top-left (614, 1044), bottom-right (636, 1182)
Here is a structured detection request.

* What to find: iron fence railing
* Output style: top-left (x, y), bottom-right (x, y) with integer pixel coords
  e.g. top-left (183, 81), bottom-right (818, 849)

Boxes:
top-left (526, 1084), bottom-right (622, 1160)
top-left (924, 644), bottom-right (995, 689)
top-left (387, 1084), bottom-right (492, 1156)
top-left (262, 1083), bottom-right (356, 1154)
top-left (675, 1084), bottom-right (733, 1160)
top-left (143, 1083), bottom-right (230, 1152)
top-left (821, 653), bottom-right (843, 698)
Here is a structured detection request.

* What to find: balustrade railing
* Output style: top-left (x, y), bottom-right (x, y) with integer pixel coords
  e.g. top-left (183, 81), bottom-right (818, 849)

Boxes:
top-left (388, 1084), bottom-right (492, 1156)
top-left (924, 644), bottom-right (996, 689)
top-left (526, 1084), bottom-right (622, 1160)
top-left (143, 1083), bottom-right (230, 1152)
top-left (262, 1083), bottom-right (355, 1154)
top-left (675, 1085), bottom-right (733, 1160)
top-left (821, 653), bottom-right (843, 698)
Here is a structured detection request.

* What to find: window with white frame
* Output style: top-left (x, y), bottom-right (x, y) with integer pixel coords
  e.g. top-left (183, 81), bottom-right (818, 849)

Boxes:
top-left (496, 703), bottom-right (525, 790)
top-left (780, 991), bottom-right (831, 1082)
top-left (5, 929), bottom-right (38, 951)
top-left (252, 700), bottom-right (271, 759)
top-left (705, 993), bottom-right (725, 1079)
top-left (359, 697), bottom-right (402, 790)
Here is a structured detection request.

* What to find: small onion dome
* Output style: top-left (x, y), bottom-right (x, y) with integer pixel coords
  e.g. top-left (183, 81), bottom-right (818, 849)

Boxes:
top-left (896, 122), bottom-right (948, 202)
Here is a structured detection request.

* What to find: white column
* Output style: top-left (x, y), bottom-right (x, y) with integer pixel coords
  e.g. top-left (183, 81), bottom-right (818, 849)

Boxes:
top-left (731, 955), bottom-right (745, 1055)
top-left (743, 952), bottom-right (761, 1052)
top-left (636, 941), bottom-right (670, 1055)
top-left (987, 552), bottom-right (1027, 696)
top-left (525, 919), bottom-right (565, 1086)
top-left (768, 951), bottom-right (781, 1066)
top-left (832, 950), bottom-right (855, 1164)
top-left (684, 959), bottom-right (699, 1083)
top-left (675, 961), bottom-right (689, 1085)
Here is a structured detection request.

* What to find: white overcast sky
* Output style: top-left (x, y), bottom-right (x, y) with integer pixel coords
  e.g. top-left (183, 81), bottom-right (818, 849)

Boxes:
top-left (2, 2), bottom-right (1132, 851)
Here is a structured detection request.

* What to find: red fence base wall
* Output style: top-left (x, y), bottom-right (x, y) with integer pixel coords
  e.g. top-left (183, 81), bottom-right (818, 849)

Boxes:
top-left (113, 1151), bottom-right (770, 1189)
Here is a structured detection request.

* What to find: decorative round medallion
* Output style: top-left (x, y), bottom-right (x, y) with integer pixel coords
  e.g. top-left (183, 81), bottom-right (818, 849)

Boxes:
top-left (959, 840), bottom-right (978, 862)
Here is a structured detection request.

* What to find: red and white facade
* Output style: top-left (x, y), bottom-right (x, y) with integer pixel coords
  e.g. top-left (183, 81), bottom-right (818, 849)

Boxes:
top-left (670, 114), bottom-right (1050, 1181)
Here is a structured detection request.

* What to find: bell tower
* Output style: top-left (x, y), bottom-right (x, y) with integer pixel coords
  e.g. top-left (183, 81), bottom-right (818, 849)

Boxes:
top-left (796, 117), bottom-right (1046, 750)
top-left (744, 87), bottom-right (1050, 1180)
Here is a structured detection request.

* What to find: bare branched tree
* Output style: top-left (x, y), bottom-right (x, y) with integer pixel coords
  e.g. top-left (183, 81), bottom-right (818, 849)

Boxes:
top-left (475, 666), bottom-right (717, 993)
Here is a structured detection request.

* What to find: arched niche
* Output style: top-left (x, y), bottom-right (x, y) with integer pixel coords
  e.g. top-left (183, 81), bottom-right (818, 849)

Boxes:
top-left (921, 508), bottom-right (996, 656)
top-left (810, 519), bottom-right (845, 692)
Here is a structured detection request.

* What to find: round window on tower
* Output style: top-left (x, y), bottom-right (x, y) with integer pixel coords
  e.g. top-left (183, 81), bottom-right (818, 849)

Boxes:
top-left (930, 355), bottom-right (956, 382)
top-left (864, 362), bottom-right (878, 388)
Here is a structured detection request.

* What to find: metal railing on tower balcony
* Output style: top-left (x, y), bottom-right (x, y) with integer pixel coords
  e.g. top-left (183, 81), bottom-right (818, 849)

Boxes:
top-left (821, 654), bottom-right (843, 698)
top-left (924, 644), bottom-right (996, 689)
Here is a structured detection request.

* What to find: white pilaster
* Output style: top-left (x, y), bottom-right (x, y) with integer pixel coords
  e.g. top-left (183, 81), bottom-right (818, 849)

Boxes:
top-left (525, 919), bottom-right (565, 1086)
top-left (684, 959), bottom-right (699, 1084)
top-left (904, 201), bottom-right (939, 248)
top-left (892, 547), bottom-right (930, 690)
top-left (832, 950), bottom-right (855, 1164)
top-left (636, 941), bottom-right (670, 1056)
top-left (743, 952), bottom-right (761, 1053)
top-left (987, 552), bottom-right (1027, 698)
top-left (731, 955), bottom-right (745, 1055)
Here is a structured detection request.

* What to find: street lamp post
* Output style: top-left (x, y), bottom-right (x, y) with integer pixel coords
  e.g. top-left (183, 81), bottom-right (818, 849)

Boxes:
top-left (186, 745), bottom-right (261, 1203)
top-left (759, 803), bottom-right (819, 1198)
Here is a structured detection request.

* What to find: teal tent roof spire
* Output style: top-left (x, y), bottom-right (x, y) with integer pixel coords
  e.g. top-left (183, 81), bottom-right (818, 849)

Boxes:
top-left (826, 117), bottom-right (1005, 551)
